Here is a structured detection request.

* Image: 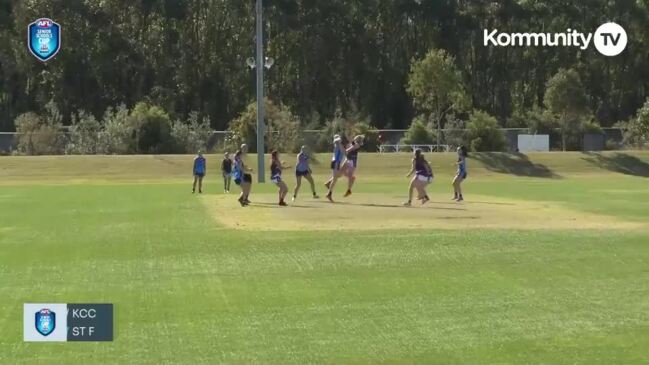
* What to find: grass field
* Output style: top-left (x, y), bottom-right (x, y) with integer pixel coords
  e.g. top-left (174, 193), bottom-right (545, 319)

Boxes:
top-left (1, 151), bottom-right (649, 364)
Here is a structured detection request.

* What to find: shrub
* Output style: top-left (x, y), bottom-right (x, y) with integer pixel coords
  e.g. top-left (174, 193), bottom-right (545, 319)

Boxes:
top-left (400, 116), bottom-right (436, 146)
top-left (66, 110), bottom-right (102, 154)
top-left (99, 104), bottom-right (132, 154)
top-left (466, 110), bottom-right (506, 152)
top-left (618, 99), bottom-right (649, 148)
top-left (171, 112), bottom-right (213, 153)
top-left (14, 104), bottom-right (64, 155)
top-left (130, 102), bottom-right (173, 153)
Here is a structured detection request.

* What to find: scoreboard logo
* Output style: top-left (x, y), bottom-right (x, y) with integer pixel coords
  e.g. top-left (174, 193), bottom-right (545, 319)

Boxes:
top-left (27, 18), bottom-right (61, 62)
top-left (34, 308), bottom-right (56, 336)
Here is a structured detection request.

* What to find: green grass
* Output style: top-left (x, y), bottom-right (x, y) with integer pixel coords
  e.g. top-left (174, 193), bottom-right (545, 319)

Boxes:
top-left (1, 151), bottom-right (648, 364)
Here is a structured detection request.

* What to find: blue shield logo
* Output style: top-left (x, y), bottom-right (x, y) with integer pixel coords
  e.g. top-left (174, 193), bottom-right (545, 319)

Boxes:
top-left (35, 308), bottom-right (56, 336)
top-left (27, 18), bottom-right (61, 62)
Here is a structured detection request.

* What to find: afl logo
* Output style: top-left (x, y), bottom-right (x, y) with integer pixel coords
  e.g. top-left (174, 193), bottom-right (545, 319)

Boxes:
top-left (27, 18), bottom-right (61, 62)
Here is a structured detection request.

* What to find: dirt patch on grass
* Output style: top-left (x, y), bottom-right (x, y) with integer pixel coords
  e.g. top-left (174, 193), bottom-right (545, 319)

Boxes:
top-left (201, 193), bottom-right (645, 231)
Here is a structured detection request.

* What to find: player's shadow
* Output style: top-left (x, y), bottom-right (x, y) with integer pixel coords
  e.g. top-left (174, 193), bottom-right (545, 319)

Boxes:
top-left (472, 152), bottom-right (560, 178)
top-left (252, 202), bottom-right (320, 209)
top-left (581, 152), bottom-right (649, 177)
top-left (323, 201), bottom-right (467, 211)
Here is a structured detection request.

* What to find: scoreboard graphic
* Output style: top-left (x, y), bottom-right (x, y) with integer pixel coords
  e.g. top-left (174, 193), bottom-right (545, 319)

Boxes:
top-left (24, 303), bottom-right (113, 342)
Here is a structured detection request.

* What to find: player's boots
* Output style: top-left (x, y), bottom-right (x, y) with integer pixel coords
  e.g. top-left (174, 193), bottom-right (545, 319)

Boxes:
top-left (344, 189), bottom-right (352, 197)
top-left (326, 192), bottom-right (334, 203)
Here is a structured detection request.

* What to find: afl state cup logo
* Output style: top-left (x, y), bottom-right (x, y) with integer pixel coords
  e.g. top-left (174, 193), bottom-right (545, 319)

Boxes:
top-left (35, 308), bottom-right (56, 336)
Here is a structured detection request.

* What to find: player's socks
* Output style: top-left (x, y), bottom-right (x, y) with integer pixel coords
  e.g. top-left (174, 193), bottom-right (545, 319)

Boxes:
top-left (326, 192), bottom-right (334, 202)
top-left (292, 195), bottom-right (296, 202)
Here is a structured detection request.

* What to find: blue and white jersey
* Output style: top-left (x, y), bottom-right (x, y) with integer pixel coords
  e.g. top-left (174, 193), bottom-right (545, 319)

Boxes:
top-left (458, 156), bottom-right (467, 174)
top-left (296, 152), bottom-right (310, 172)
top-left (193, 156), bottom-right (206, 174)
top-left (232, 156), bottom-right (244, 179)
top-left (332, 143), bottom-right (344, 164)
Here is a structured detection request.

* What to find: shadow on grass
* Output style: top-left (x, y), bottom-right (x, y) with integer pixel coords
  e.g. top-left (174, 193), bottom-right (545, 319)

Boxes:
top-left (472, 152), bottom-right (560, 178)
top-left (581, 152), bottom-right (649, 177)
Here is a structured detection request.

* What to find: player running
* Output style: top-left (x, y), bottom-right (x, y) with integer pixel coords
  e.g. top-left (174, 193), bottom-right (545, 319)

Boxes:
top-left (221, 152), bottom-right (233, 193)
top-left (270, 150), bottom-right (291, 206)
top-left (452, 146), bottom-right (468, 202)
top-left (342, 134), bottom-right (364, 197)
top-left (192, 150), bottom-right (206, 194)
top-left (233, 145), bottom-right (253, 206)
top-left (404, 149), bottom-right (433, 206)
top-left (324, 134), bottom-right (345, 202)
top-left (293, 145), bottom-right (319, 201)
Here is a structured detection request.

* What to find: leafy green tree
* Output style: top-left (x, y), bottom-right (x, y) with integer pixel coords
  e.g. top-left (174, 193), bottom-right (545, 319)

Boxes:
top-left (407, 49), bottom-right (468, 149)
top-left (618, 99), bottom-right (649, 148)
top-left (544, 69), bottom-right (590, 151)
top-left (226, 99), bottom-right (301, 153)
top-left (129, 103), bottom-right (173, 154)
top-left (466, 110), bottom-right (507, 152)
top-left (400, 117), bottom-right (435, 147)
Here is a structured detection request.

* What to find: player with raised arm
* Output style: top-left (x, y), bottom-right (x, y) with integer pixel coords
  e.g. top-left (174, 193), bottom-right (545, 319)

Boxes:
top-left (192, 150), bottom-right (206, 194)
top-left (293, 145), bottom-right (319, 201)
top-left (404, 149), bottom-right (433, 206)
top-left (452, 146), bottom-right (468, 202)
top-left (324, 135), bottom-right (345, 202)
top-left (342, 135), bottom-right (364, 197)
top-left (270, 150), bottom-right (291, 206)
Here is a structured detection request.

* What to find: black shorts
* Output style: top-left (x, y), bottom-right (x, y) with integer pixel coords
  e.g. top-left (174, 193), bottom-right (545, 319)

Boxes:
top-left (296, 170), bottom-right (310, 177)
top-left (243, 173), bottom-right (252, 183)
top-left (458, 172), bottom-right (467, 180)
top-left (234, 178), bottom-right (241, 185)
top-left (330, 161), bottom-right (341, 170)
top-left (194, 172), bottom-right (205, 178)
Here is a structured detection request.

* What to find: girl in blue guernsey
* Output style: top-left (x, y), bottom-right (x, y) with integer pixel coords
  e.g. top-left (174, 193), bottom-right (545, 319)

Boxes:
top-left (233, 144), bottom-right (253, 206)
top-left (404, 149), bottom-right (433, 206)
top-left (342, 135), bottom-right (364, 197)
top-left (270, 150), bottom-right (291, 206)
top-left (324, 134), bottom-right (345, 202)
top-left (452, 146), bottom-right (468, 202)
top-left (293, 145), bottom-right (319, 201)
top-left (192, 151), bottom-right (206, 194)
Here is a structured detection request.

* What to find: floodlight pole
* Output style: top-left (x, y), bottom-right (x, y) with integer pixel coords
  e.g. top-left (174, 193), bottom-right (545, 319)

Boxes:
top-left (255, 0), bottom-right (265, 183)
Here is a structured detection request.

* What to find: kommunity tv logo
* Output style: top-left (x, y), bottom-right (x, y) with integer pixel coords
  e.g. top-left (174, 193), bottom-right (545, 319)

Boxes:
top-left (483, 22), bottom-right (627, 56)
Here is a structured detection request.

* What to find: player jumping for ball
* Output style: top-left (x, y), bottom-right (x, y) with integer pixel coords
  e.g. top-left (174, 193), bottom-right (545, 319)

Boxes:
top-left (404, 148), bottom-right (433, 206)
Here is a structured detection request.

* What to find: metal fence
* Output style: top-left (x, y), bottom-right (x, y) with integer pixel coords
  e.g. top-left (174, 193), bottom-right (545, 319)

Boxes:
top-left (0, 128), bottom-right (627, 154)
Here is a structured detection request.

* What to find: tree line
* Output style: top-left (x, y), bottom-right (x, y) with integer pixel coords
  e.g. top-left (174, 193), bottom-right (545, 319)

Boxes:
top-left (1, 0), bottom-right (648, 152)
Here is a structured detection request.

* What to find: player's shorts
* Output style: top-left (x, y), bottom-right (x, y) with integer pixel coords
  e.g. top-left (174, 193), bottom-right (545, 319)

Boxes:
top-left (416, 174), bottom-right (432, 183)
top-left (331, 160), bottom-right (341, 170)
top-left (346, 160), bottom-right (357, 169)
top-left (243, 173), bottom-right (252, 183)
top-left (296, 169), bottom-right (310, 177)
top-left (234, 178), bottom-right (242, 185)
top-left (194, 172), bottom-right (205, 178)
top-left (457, 171), bottom-right (468, 180)
top-left (271, 175), bottom-right (282, 184)
top-left (222, 171), bottom-right (231, 178)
